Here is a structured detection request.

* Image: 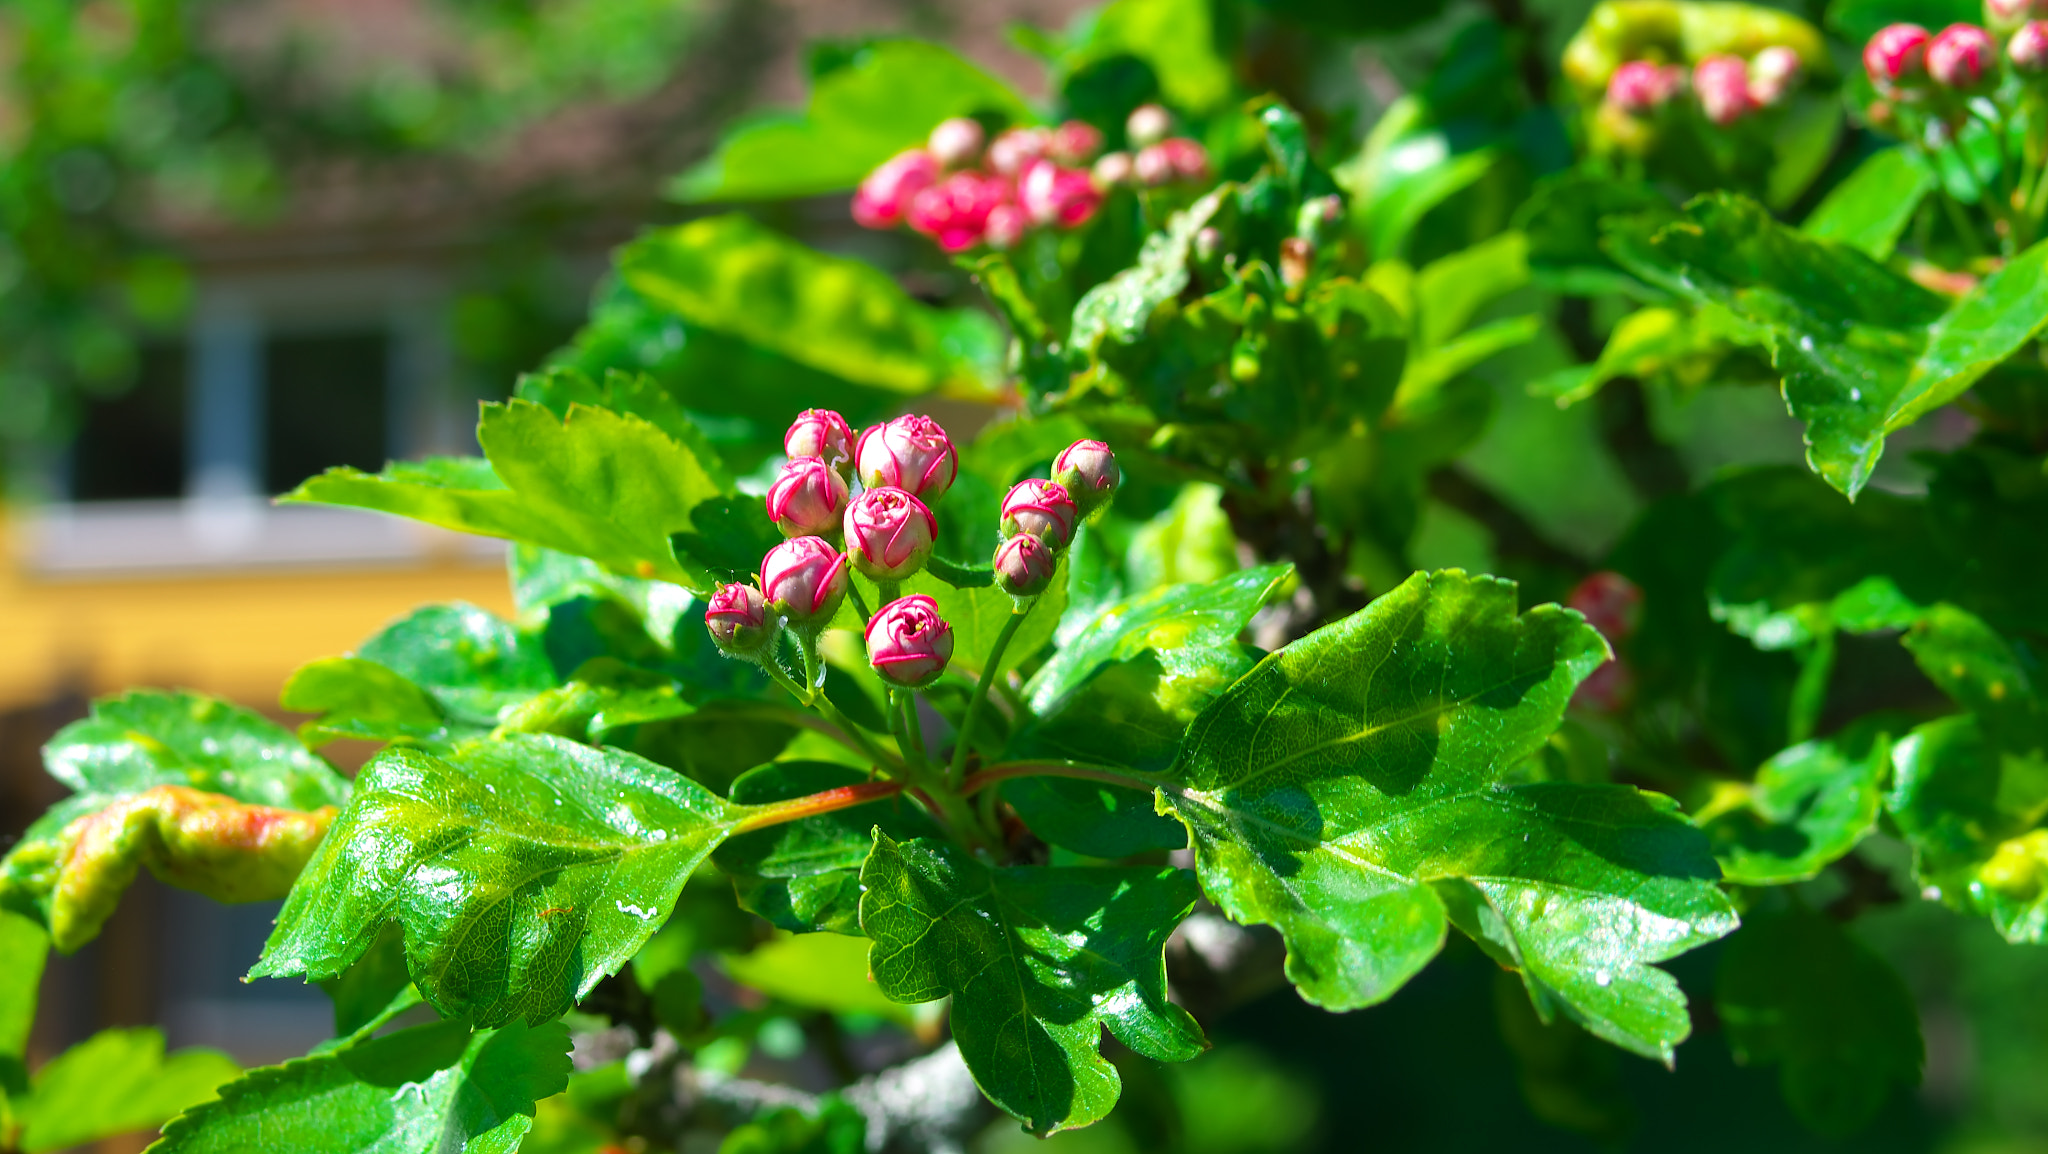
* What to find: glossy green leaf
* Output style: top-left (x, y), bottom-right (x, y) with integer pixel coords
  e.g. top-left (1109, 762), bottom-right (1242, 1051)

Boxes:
top-left (1800, 148), bottom-right (1931, 260)
top-left (1069, 190), bottom-right (1223, 354)
top-left (510, 544), bottom-right (697, 647)
top-left (619, 215), bottom-right (1001, 400)
top-left (43, 689), bottom-right (349, 812)
top-left (1059, 0), bottom-right (1234, 113)
top-left (859, 832), bottom-right (1206, 1134)
top-left (1698, 726), bottom-right (1890, 885)
top-left (287, 400), bottom-right (728, 590)
top-left (282, 658), bottom-right (450, 747)
top-left (515, 366), bottom-right (734, 489)
top-left (1513, 173), bottom-right (1675, 297)
top-left (13, 1028), bottom-right (236, 1153)
top-left (1716, 906), bottom-right (1922, 1137)
top-left (253, 735), bottom-right (743, 1026)
top-left (1162, 570), bottom-right (1737, 1061)
top-left (0, 910), bottom-right (46, 1096)
top-left (151, 1017), bottom-right (571, 1154)
top-left (1901, 604), bottom-right (2047, 754)
top-left (672, 40), bottom-right (1032, 202)
top-left (712, 761), bottom-right (940, 934)
top-left (1612, 194), bottom-right (2048, 496)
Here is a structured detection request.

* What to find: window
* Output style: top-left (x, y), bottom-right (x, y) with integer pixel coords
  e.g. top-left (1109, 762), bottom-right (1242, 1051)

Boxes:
top-left (68, 343), bottom-right (188, 502)
top-left (263, 330), bottom-right (390, 495)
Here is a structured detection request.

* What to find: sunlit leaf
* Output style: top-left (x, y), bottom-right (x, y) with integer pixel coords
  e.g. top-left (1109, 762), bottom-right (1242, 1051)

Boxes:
top-left (13, 1028), bottom-right (237, 1153)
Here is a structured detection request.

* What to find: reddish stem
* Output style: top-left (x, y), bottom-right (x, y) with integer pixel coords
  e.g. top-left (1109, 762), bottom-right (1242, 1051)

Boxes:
top-left (960, 761), bottom-right (1160, 796)
top-left (730, 779), bottom-right (907, 833)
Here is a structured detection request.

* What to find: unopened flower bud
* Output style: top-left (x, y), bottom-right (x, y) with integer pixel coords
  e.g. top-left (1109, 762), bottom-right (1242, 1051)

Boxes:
top-left (1000, 478), bottom-right (1079, 549)
top-left (766, 457), bottom-right (850, 538)
top-left (1126, 103), bottom-right (1171, 148)
top-left (1193, 226), bottom-right (1224, 266)
top-left (705, 582), bottom-right (776, 658)
top-left (1606, 60), bottom-right (1685, 113)
top-left (1748, 46), bottom-right (1804, 106)
top-left (1019, 159), bottom-right (1103, 228)
top-left (1988, 0), bottom-right (2047, 34)
top-left (852, 149), bottom-right (937, 229)
top-left (865, 595), bottom-right (954, 688)
top-left (1050, 439), bottom-right (1119, 517)
top-left (2013, 20), bottom-right (2048, 70)
top-left (856, 414), bottom-right (958, 502)
top-left (1296, 195), bottom-right (1345, 243)
top-left (843, 487), bottom-right (938, 581)
top-left (984, 203), bottom-right (1028, 250)
top-left (988, 127), bottom-right (1051, 176)
top-left (761, 536), bottom-right (850, 626)
top-left (1093, 151), bottom-right (1134, 187)
top-left (1162, 137), bottom-right (1210, 182)
top-left (1051, 119), bottom-right (1104, 165)
top-left (1929, 23), bottom-right (1998, 89)
top-left (906, 171), bottom-right (1006, 253)
top-left (785, 408), bottom-right (854, 475)
top-left (1865, 23), bottom-right (1932, 90)
top-left (993, 533), bottom-right (1057, 598)
top-left (1573, 656), bottom-right (1636, 713)
top-left (1694, 55), bottom-right (1757, 124)
top-left (1567, 571), bottom-right (1644, 644)
top-left (928, 117), bottom-right (985, 168)
top-left (1280, 237), bottom-right (1315, 289)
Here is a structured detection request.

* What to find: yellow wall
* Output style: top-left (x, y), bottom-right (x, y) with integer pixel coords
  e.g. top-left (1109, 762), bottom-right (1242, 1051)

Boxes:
top-left (0, 535), bottom-right (516, 712)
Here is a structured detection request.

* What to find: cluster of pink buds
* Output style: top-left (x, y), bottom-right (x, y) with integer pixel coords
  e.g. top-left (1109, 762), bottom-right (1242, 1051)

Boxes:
top-left (992, 439), bottom-right (1120, 600)
top-left (852, 116), bottom-right (1113, 253)
top-left (1865, 17), bottom-right (2046, 97)
top-left (1567, 571), bottom-right (1643, 713)
top-left (1108, 104), bottom-right (1211, 190)
top-left (1602, 47), bottom-right (1807, 127)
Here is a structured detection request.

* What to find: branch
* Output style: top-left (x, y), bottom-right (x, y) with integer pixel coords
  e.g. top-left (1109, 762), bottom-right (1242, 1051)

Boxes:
top-left (1425, 467), bottom-right (1590, 573)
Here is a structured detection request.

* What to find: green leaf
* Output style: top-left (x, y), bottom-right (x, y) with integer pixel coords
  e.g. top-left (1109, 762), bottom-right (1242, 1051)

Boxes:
top-left (1162, 570), bottom-right (1737, 1061)
top-left (43, 689), bottom-right (349, 812)
top-left (1070, 190), bottom-right (1223, 354)
top-left (1901, 604), bottom-right (2048, 753)
top-left (1612, 194), bottom-right (2048, 497)
top-left (1413, 231), bottom-right (1530, 351)
top-left (1513, 173), bottom-right (1675, 297)
top-left (510, 544), bottom-right (696, 646)
top-left (716, 1099), bottom-right (865, 1154)
top-left (515, 366), bottom-right (735, 489)
top-left (1069, 0), bottom-right (1235, 113)
top-left (0, 910), bottom-right (47, 1094)
top-left (672, 40), bottom-right (1032, 202)
top-left (13, 1028), bottom-right (236, 1153)
top-left (1698, 726), bottom-right (1891, 885)
top-left (252, 735), bottom-right (743, 1027)
top-left (902, 566), bottom-right (1067, 682)
top-left (150, 1018), bottom-right (571, 1154)
top-left (859, 832), bottom-right (1206, 1134)
top-left (619, 215), bottom-right (1001, 400)
top-left (287, 400), bottom-right (728, 590)
top-left (712, 762), bottom-right (940, 934)
top-left (720, 931), bottom-right (921, 1023)
top-left (1716, 906), bottom-right (1922, 1137)
top-left (1800, 148), bottom-right (1932, 260)
top-left (281, 658), bottom-right (451, 747)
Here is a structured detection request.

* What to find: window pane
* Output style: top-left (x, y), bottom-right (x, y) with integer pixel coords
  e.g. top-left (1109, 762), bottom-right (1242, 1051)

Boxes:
top-left (70, 342), bottom-right (188, 501)
top-left (263, 331), bottom-right (388, 495)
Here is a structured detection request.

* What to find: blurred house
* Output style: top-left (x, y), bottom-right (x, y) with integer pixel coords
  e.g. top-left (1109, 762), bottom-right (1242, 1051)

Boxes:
top-left (0, 0), bottom-right (1084, 1107)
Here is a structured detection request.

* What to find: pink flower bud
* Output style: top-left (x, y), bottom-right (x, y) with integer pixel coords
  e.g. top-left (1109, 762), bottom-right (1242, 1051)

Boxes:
top-left (1126, 103), bottom-right (1171, 148)
top-left (1051, 439), bottom-right (1120, 516)
top-left (865, 595), bottom-right (954, 688)
top-left (1019, 159), bottom-right (1104, 229)
top-left (928, 117), bottom-right (985, 169)
top-left (2013, 21), bottom-right (2048, 70)
top-left (1280, 237), bottom-right (1315, 289)
top-left (1988, 0), bottom-right (2047, 33)
top-left (984, 203), bottom-right (1028, 250)
top-left (988, 127), bottom-right (1051, 176)
top-left (1093, 151), bottom-right (1134, 187)
top-left (1051, 120), bottom-right (1105, 165)
top-left (993, 533), bottom-right (1057, 598)
top-left (1135, 144), bottom-right (1175, 187)
top-left (705, 582), bottom-right (775, 657)
top-left (1694, 56), bottom-right (1757, 125)
top-left (1193, 226), bottom-right (1224, 264)
top-left (1606, 60), bottom-right (1685, 113)
top-left (1929, 23), bottom-right (1998, 89)
top-left (761, 535), bottom-right (849, 626)
top-left (766, 457), bottom-right (850, 539)
top-left (1748, 46), bottom-right (1804, 106)
top-left (1164, 138), bottom-right (1210, 181)
top-left (785, 408), bottom-right (854, 474)
top-left (855, 414), bottom-right (958, 502)
top-left (906, 171), bottom-right (1007, 253)
top-left (1865, 24), bottom-right (1932, 90)
top-left (852, 149), bottom-right (937, 229)
top-left (1573, 656), bottom-right (1635, 713)
top-left (1567, 571), bottom-right (1644, 645)
top-left (843, 487), bottom-right (938, 581)
top-left (1000, 478), bottom-right (1079, 550)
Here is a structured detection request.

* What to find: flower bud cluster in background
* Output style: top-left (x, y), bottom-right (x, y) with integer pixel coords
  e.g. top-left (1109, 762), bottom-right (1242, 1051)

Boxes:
top-left (850, 104), bottom-right (1210, 253)
top-left (1601, 42), bottom-right (1808, 129)
top-left (1863, 9), bottom-right (2048, 119)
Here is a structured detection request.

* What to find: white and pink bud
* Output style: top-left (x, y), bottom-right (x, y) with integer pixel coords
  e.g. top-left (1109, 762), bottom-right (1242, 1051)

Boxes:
top-left (1050, 119), bottom-right (1104, 165)
top-left (1051, 439), bottom-right (1120, 517)
top-left (1929, 23), bottom-right (1998, 89)
top-left (1606, 60), bottom-right (1685, 113)
top-left (905, 171), bottom-right (1007, 253)
top-left (1748, 46), bottom-right (1804, 106)
top-left (1865, 23), bottom-right (1933, 91)
top-left (999, 478), bottom-right (1079, 550)
top-left (1019, 159), bottom-right (1104, 229)
top-left (761, 536), bottom-right (850, 626)
top-left (766, 457), bottom-right (850, 539)
top-left (1988, 0), bottom-right (2048, 34)
top-left (1136, 137), bottom-right (1211, 186)
top-left (2012, 20), bottom-right (2048, 71)
top-left (855, 415), bottom-right (959, 502)
top-left (784, 408), bottom-right (854, 475)
top-left (705, 582), bottom-right (776, 657)
top-left (1093, 150), bottom-right (1135, 188)
top-left (993, 533), bottom-right (1057, 598)
top-left (984, 203), bottom-right (1028, 250)
top-left (1694, 55), bottom-right (1757, 125)
top-left (988, 127), bottom-right (1052, 176)
top-left (843, 487), bottom-right (938, 581)
top-left (852, 149), bottom-right (938, 229)
top-left (927, 117), bottom-right (985, 169)
top-left (865, 595), bottom-right (955, 688)
top-left (1126, 103), bottom-right (1172, 148)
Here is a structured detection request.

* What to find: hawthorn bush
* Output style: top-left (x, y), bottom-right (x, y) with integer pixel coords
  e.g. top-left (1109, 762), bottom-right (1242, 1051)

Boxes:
top-left (4, 0), bottom-right (2047, 1150)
